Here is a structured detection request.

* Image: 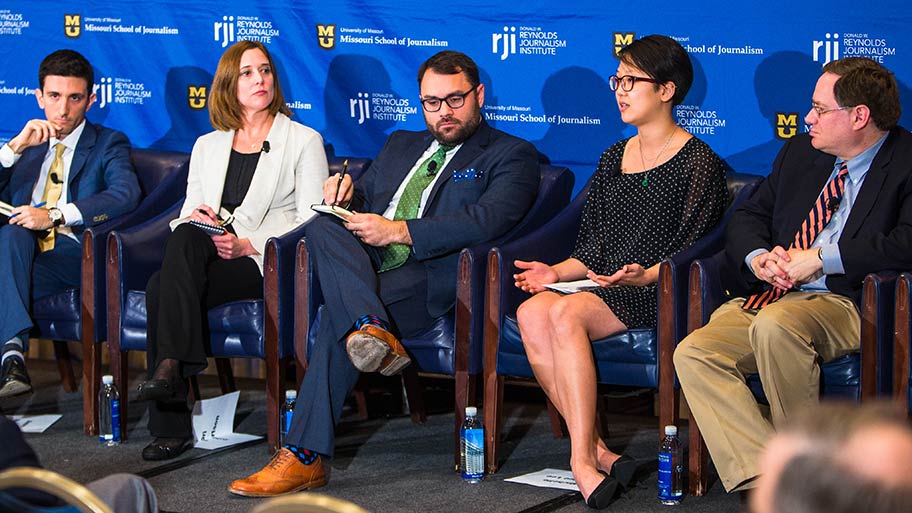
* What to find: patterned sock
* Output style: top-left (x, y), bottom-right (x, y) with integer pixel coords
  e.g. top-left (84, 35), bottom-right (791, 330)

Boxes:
top-left (353, 314), bottom-right (391, 332)
top-left (1, 337), bottom-right (25, 366)
top-left (284, 445), bottom-right (319, 465)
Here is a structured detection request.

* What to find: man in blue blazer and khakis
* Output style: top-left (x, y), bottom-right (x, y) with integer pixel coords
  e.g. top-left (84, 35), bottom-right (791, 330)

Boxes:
top-left (229, 50), bottom-right (540, 496)
top-left (0, 49), bottom-right (140, 398)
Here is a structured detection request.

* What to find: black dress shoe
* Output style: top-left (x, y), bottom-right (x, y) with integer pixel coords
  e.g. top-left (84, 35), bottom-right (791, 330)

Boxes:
top-left (142, 437), bottom-right (193, 461)
top-left (136, 370), bottom-right (186, 403)
top-left (0, 356), bottom-right (32, 399)
top-left (609, 454), bottom-right (639, 490)
top-left (585, 473), bottom-right (620, 509)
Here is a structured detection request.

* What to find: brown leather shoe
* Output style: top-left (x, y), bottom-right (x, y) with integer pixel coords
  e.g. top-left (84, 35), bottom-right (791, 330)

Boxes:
top-left (345, 324), bottom-right (411, 376)
top-left (228, 448), bottom-right (327, 497)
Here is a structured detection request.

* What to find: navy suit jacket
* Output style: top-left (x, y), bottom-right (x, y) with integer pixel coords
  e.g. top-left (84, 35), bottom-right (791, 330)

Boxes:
top-left (353, 119), bottom-right (540, 317)
top-left (726, 127), bottom-right (912, 306)
top-left (0, 120), bottom-right (140, 237)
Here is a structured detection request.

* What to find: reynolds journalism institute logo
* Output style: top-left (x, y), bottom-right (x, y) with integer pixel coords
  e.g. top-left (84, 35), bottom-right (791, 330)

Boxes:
top-left (812, 33), bottom-right (839, 64)
top-left (317, 24), bottom-right (335, 49)
top-left (214, 16), bottom-right (235, 47)
top-left (775, 112), bottom-right (800, 140)
top-left (188, 85), bottom-right (207, 110)
top-left (613, 32), bottom-right (635, 57)
top-left (64, 13), bottom-right (80, 38)
top-left (492, 26), bottom-right (516, 60)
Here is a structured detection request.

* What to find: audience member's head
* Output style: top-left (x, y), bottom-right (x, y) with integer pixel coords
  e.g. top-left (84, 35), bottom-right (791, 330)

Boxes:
top-left (416, 50), bottom-right (484, 146)
top-left (208, 40), bottom-right (291, 131)
top-left (751, 402), bottom-right (912, 513)
top-left (616, 34), bottom-right (693, 106)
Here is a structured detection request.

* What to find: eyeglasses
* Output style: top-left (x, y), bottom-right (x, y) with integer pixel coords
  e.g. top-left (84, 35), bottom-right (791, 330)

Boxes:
top-left (811, 104), bottom-right (853, 116)
top-left (420, 85), bottom-right (478, 112)
top-left (608, 75), bottom-right (660, 92)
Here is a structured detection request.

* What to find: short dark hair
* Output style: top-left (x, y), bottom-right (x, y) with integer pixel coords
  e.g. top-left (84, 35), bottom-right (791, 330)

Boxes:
top-left (417, 50), bottom-right (480, 88)
top-left (38, 49), bottom-right (93, 93)
top-left (822, 57), bottom-right (901, 131)
top-left (617, 35), bottom-right (693, 106)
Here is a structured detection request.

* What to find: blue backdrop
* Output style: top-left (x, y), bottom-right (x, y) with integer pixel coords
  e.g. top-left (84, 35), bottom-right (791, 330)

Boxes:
top-left (2, 0), bottom-right (910, 193)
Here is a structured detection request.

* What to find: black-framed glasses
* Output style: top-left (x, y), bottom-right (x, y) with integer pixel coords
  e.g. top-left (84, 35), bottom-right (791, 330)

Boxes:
top-left (420, 85), bottom-right (478, 112)
top-left (608, 75), bottom-right (660, 92)
top-left (811, 104), bottom-right (853, 116)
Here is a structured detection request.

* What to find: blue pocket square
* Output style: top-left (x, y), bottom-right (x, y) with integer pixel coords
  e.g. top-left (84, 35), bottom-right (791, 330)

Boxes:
top-left (452, 168), bottom-right (485, 182)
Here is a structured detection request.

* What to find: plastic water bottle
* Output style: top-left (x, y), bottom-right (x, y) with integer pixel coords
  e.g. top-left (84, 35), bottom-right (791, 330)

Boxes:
top-left (98, 375), bottom-right (121, 446)
top-left (658, 425), bottom-right (684, 505)
top-left (460, 406), bottom-right (484, 483)
top-left (279, 389), bottom-right (297, 447)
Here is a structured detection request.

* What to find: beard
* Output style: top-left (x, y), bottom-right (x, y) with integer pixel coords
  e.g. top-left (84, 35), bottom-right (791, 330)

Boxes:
top-left (426, 108), bottom-right (482, 146)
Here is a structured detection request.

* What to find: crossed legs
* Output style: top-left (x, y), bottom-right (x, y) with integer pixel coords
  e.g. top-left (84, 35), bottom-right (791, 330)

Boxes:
top-left (516, 290), bottom-right (626, 500)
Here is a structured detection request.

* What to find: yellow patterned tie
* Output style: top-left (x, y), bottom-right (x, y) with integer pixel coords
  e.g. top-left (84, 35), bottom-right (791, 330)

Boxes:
top-left (37, 143), bottom-right (66, 252)
top-left (378, 144), bottom-right (453, 272)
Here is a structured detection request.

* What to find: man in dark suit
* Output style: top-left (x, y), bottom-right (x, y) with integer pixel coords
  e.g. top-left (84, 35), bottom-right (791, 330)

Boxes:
top-left (0, 49), bottom-right (140, 397)
top-left (229, 50), bottom-right (540, 496)
top-left (674, 57), bottom-right (912, 493)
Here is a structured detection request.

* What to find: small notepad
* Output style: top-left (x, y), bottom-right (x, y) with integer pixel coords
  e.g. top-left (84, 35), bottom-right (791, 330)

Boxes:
top-left (188, 219), bottom-right (226, 235)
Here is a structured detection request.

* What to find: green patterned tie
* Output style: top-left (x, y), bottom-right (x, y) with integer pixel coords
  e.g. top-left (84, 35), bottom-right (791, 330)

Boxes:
top-left (379, 144), bottom-right (453, 272)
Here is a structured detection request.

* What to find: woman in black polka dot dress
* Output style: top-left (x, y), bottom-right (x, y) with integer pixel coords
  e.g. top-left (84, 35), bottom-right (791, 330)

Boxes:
top-left (513, 35), bottom-right (727, 508)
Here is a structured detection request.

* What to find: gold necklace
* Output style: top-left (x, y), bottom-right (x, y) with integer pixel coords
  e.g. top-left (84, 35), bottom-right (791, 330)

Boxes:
top-left (637, 128), bottom-right (676, 186)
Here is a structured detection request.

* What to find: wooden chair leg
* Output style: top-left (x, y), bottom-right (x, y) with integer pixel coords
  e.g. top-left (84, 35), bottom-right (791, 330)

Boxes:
top-left (215, 358), bottom-right (236, 393)
top-left (53, 340), bottom-right (78, 393)
top-left (484, 374), bottom-right (504, 475)
top-left (686, 396), bottom-right (710, 496)
top-left (545, 397), bottom-right (565, 438)
top-left (454, 371), bottom-right (475, 471)
top-left (401, 366), bottom-right (427, 424)
top-left (112, 350), bottom-right (130, 440)
top-left (81, 339), bottom-right (101, 436)
top-left (266, 356), bottom-right (287, 453)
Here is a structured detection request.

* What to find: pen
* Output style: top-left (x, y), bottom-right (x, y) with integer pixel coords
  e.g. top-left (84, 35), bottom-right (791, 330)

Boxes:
top-left (334, 159), bottom-right (349, 205)
top-left (8, 201), bottom-right (46, 219)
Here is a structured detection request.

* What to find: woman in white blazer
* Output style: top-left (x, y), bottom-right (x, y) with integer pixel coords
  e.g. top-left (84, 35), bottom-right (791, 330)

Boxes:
top-left (135, 41), bottom-right (327, 461)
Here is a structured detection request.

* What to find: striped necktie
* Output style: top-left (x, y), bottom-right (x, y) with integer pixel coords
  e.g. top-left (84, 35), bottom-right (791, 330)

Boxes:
top-left (742, 162), bottom-right (849, 310)
top-left (378, 144), bottom-right (453, 273)
top-left (37, 143), bottom-right (66, 252)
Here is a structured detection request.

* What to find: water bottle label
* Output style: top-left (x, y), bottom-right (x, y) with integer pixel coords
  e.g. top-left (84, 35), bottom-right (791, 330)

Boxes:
top-left (658, 451), bottom-right (673, 499)
top-left (111, 399), bottom-right (121, 442)
top-left (461, 427), bottom-right (484, 479)
top-left (284, 409), bottom-right (293, 434)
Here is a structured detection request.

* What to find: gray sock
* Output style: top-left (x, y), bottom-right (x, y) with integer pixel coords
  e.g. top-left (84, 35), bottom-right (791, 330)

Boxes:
top-left (1, 337), bottom-right (25, 366)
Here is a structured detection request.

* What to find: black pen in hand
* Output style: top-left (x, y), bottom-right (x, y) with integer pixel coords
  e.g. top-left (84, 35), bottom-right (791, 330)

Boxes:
top-left (333, 159), bottom-right (349, 205)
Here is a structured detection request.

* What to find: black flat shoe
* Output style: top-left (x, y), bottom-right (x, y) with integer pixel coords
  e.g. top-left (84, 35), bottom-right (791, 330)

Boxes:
top-left (142, 437), bottom-right (193, 461)
top-left (585, 473), bottom-right (620, 509)
top-left (609, 454), bottom-right (638, 490)
top-left (0, 356), bottom-right (32, 399)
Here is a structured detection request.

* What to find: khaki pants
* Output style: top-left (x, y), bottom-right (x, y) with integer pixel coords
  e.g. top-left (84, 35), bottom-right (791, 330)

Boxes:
top-left (673, 292), bottom-right (860, 491)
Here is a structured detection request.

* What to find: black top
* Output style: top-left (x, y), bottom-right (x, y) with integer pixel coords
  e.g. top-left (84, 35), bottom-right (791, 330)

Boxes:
top-left (571, 136), bottom-right (727, 329)
top-left (222, 149), bottom-right (260, 213)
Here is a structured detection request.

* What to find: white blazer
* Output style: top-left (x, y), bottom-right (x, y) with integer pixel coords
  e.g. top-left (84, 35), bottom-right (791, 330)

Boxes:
top-left (171, 113), bottom-right (328, 273)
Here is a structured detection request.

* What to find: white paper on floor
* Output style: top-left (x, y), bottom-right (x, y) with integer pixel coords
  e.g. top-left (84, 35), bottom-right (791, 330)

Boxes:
top-left (505, 468), bottom-right (580, 491)
top-left (191, 391), bottom-right (262, 449)
top-left (11, 414), bottom-right (62, 433)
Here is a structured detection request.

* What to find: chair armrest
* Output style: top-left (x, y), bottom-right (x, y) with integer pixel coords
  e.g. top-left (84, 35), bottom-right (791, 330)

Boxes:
top-left (860, 271), bottom-right (898, 398)
top-left (263, 222), bottom-right (310, 359)
top-left (108, 201), bottom-right (182, 294)
top-left (687, 251), bottom-right (730, 333)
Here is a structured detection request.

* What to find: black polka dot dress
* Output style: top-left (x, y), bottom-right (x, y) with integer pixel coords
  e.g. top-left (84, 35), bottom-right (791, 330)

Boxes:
top-left (571, 136), bottom-right (727, 329)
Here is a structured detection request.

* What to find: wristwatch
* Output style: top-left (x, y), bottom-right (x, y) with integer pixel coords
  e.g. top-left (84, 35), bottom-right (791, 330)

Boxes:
top-left (48, 207), bottom-right (64, 227)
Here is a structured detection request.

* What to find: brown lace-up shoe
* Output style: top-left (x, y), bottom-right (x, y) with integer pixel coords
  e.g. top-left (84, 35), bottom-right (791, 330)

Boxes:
top-left (345, 324), bottom-right (411, 376)
top-left (228, 448), bottom-right (327, 497)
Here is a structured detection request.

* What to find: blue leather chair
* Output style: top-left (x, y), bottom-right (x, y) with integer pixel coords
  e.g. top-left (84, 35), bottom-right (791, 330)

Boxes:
top-left (482, 172), bottom-right (762, 474)
top-left (296, 164), bottom-right (575, 468)
top-left (894, 273), bottom-right (912, 413)
top-left (28, 149), bottom-right (189, 436)
top-left (686, 253), bottom-right (895, 495)
top-left (105, 155), bottom-right (370, 452)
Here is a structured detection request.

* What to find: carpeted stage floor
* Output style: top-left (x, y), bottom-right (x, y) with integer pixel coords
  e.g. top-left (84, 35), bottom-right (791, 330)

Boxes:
top-left (2, 360), bottom-right (742, 513)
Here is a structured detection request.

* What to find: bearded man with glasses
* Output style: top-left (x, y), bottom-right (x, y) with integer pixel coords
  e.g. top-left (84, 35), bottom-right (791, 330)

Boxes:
top-left (228, 50), bottom-right (540, 497)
